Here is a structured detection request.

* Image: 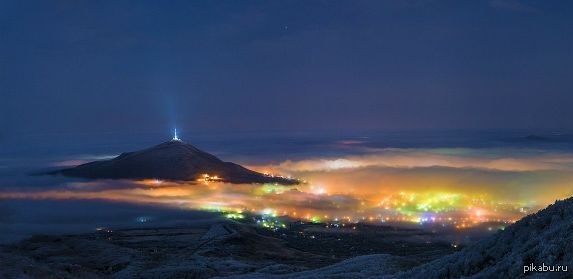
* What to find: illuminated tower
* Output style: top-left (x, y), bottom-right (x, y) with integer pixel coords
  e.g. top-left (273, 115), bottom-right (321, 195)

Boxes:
top-left (172, 128), bottom-right (180, 141)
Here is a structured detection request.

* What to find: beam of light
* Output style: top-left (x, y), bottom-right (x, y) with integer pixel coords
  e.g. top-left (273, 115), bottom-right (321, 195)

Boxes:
top-left (172, 128), bottom-right (180, 141)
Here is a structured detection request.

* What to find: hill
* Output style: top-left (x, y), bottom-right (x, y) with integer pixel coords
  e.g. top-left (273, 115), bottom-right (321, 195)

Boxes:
top-left (51, 140), bottom-right (298, 185)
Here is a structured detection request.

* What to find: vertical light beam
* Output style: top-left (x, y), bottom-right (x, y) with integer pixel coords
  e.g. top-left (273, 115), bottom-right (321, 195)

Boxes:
top-left (173, 128), bottom-right (180, 141)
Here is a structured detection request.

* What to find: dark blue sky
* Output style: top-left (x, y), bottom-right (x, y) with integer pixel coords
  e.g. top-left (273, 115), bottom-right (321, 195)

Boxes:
top-left (1, 0), bottom-right (573, 136)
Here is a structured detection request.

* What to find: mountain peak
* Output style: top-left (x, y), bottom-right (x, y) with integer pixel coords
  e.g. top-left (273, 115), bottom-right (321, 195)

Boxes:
top-left (51, 140), bottom-right (299, 185)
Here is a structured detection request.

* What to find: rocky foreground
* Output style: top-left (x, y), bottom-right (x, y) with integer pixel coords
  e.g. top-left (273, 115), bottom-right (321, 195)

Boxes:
top-left (266, 197), bottom-right (573, 279)
top-left (397, 197), bottom-right (573, 279)
top-left (2, 197), bottom-right (572, 278)
top-left (0, 220), bottom-right (454, 278)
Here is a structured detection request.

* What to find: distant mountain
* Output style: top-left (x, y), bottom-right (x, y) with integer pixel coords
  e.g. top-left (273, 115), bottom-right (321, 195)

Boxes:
top-left (50, 140), bottom-right (298, 185)
top-left (523, 134), bottom-right (550, 141)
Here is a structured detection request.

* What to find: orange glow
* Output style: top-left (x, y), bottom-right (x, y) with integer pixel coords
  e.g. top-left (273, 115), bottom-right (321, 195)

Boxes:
top-left (3, 148), bottom-right (573, 229)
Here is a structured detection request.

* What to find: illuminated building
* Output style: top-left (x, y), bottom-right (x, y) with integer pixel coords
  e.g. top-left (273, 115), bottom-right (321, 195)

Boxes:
top-left (172, 128), bottom-right (181, 141)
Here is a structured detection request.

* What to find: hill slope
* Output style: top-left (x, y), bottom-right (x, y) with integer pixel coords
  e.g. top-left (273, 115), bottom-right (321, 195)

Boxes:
top-left (51, 140), bottom-right (298, 185)
top-left (261, 197), bottom-right (573, 278)
top-left (399, 197), bottom-right (573, 278)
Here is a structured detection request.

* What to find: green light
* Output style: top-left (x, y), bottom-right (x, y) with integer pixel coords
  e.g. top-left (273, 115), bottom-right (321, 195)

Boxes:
top-left (310, 216), bottom-right (321, 223)
top-left (225, 213), bottom-right (244, 219)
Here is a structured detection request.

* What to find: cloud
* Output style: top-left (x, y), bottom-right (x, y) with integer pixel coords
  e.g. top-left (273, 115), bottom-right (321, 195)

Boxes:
top-left (3, 147), bottom-right (573, 231)
top-left (251, 148), bottom-right (573, 173)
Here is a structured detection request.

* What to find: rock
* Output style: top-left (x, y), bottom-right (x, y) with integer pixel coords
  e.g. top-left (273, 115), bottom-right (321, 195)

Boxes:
top-left (397, 197), bottom-right (573, 278)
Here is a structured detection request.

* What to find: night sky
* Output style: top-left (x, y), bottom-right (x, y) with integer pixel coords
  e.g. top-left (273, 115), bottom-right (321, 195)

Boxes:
top-left (2, 0), bottom-right (573, 136)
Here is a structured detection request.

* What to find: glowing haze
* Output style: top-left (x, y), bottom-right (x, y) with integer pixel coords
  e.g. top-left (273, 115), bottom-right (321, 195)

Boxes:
top-left (2, 147), bottom-right (573, 229)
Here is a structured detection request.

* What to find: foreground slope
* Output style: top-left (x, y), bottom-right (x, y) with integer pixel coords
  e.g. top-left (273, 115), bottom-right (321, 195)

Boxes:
top-left (398, 197), bottom-right (573, 278)
top-left (245, 197), bottom-right (573, 279)
top-left (51, 140), bottom-right (298, 185)
top-left (0, 222), bottom-right (322, 278)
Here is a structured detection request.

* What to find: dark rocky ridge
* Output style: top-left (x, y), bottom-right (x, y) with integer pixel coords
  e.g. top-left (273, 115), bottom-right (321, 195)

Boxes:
top-left (243, 197), bottom-right (573, 278)
top-left (397, 196), bottom-right (573, 278)
top-left (51, 140), bottom-right (298, 185)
